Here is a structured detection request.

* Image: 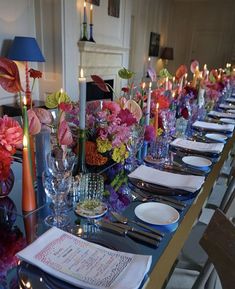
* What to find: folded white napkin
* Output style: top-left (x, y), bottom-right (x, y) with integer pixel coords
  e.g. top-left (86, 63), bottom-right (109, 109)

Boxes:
top-left (193, 120), bottom-right (234, 132)
top-left (226, 98), bottom-right (235, 103)
top-left (219, 103), bottom-right (235, 109)
top-left (129, 165), bottom-right (205, 193)
top-left (208, 110), bottom-right (235, 119)
top-left (170, 138), bottom-right (224, 154)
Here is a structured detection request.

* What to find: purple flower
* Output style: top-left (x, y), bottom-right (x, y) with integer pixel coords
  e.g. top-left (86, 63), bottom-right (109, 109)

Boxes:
top-left (144, 125), bottom-right (156, 142)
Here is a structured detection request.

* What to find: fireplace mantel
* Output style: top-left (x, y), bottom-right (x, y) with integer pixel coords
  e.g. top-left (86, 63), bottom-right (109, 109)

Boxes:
top-left (78, 41), bottom-right (130, 96)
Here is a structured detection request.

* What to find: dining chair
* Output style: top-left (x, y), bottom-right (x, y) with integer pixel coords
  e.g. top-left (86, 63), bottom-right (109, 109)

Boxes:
top-left (166, 162), bottom-right (235, 289)
top-left (198, 209), bottom-right (235, 289)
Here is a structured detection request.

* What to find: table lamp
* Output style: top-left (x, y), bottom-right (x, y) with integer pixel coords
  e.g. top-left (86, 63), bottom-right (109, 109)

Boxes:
top-left (8, 36), bottom-right (45, 106)
top-left (161, 47), bottom-right (174, 66)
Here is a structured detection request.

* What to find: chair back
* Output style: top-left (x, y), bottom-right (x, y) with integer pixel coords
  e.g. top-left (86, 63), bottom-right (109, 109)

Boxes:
top-left (200, 209), bottom-right (235, 289)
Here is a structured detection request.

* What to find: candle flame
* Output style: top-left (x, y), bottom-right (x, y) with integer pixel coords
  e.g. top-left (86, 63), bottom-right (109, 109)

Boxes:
top-left (90, 4), bottom-right (93, 10)
top-left (149, 82), bottom-right (152, 88)
top-left (142, 82), bottom-right (146, 89)
top-left (148, 57), bottom-right (151, 62)
top-left (23, 96), bottom-right (27, 106)
top-left (172, 76), bottom-right (175, 82)
top-left (60, 88), bottom-right (63, 94)
top-left (203, 64), bottom-right (207, 70)
top-left (84, 1), bottom-right (86, 8)
top-left (80, 68), bottom-right (84, 78)
top-left (185, 73), bottom-right (188, 79)
top-left (166, 76), bottom-right (168, 82)
top-left (156, 103), bottom-right (159, 109)
top-left (196, 65), bottom-right (199, 71)
top-left (172, 91), bottom-right (175, 98)
top-left (23, 135), bottom-right (28, 148)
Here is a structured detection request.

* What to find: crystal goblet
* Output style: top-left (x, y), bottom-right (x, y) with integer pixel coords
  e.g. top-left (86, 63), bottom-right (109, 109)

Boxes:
top-left (125, 124), bottom-right (145, 171)
top-left (42, 171), bottom-right (72, 227)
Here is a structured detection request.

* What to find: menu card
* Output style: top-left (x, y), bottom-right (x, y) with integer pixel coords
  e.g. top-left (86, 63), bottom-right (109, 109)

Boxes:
top-left (170, 138), bottom-right (224, 153)
top-left (208, 110), bottom-right (235, 119)
top-left (17, 227), bottom-right (152, 289)
top-left (219, 104), bottom-right (235, 109)
top-left (226, 97), bottom-right (235, 103)
top-left (192, 120), bottom-right (234, 132)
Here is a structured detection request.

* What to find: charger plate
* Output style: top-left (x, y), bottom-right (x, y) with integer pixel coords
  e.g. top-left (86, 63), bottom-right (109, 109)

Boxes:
top-left (134, 202), bottom-right (179, 225)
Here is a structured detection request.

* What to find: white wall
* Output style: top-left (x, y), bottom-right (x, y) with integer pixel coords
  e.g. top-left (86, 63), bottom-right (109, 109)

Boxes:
top-left (167, 0), bottom-right (235, 76)
top-left (129, 0), bottom-right (173, 83)
top-left (1, 0), bottom-right (235, 105)
top-left (0, 0), bottom-right (36, 105)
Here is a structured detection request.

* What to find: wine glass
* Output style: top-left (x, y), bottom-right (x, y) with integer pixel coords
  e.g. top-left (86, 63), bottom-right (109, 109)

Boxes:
top-left (47, 146), bottom-right (76, 176)
top-left (160, 109), bottom-right (176, 163)
top-left (125, 124), bottom-right (145, 171)
top-left (42, 171), bottom-right (72, 227)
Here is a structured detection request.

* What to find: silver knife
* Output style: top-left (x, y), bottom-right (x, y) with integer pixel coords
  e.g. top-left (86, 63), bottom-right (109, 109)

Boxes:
top-left (97, 221), bottom-right (158, 247)
top-left (108, 221), bottom-right (162, 241)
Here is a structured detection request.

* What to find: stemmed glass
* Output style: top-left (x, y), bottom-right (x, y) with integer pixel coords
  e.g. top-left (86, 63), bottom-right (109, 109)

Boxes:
top-left (125, 124), bottom-right (145, 171)
top-left (160, 109), bottom-right (176, 163)
top-left (42, 147), bottom-right (76, 227)
top-left (42, 172), bottom-right (73, 227)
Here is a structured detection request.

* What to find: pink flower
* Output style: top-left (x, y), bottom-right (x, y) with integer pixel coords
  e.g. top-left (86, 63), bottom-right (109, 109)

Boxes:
top-left (58, 102), bottom-right (73, 112)
top-left (0, 116), bottom-right (23, 153)
top-left (33, 108), bottom-right (53, 125)
top-left (121, 87), bottom-right (129, 93)
top-left (28, 109), bottom-right (41, 135)
top-left (144, 125), bottom-right (156, 142)
top-left (103, 101), bottom-right (121, 115)
top-left (117, 109), bottom-right (137, 126)
top-left (0, 146), bottom-right (12, 180)
top-left (58, 120), bottom-right (73, 146)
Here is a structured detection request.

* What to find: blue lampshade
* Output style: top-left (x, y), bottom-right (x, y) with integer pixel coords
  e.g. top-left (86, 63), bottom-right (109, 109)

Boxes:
top-left (8, 36), bottom-right (45, 62)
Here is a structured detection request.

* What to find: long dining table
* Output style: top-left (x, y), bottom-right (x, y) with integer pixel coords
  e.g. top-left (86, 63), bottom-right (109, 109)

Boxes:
top-left (0, 126), bottom-right (234, 289)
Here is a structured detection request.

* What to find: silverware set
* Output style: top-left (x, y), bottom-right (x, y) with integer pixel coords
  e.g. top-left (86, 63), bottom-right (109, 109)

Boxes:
top-left (131, 188), bottom-right (186, 211)
top-left (96, 211), bottom-right (165, 247)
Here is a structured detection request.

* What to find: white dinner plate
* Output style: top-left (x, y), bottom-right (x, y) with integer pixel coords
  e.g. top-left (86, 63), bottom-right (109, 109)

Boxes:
top-left (182, 156), bottom-right (212, 168)
top-left (134, 202), bottom-right (180, 225)
top-left (220, 118), bottom-right (235, 124)
top-left (205, 133), bottom-right (227, 143)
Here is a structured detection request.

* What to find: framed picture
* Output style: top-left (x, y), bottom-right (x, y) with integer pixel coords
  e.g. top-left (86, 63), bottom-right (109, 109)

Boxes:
top-left (108, 0), bottom-right (120, 18)
top-left (148, 32), bottom-right (160, 57)
top-left (85, 0), bottom-right (100, 6)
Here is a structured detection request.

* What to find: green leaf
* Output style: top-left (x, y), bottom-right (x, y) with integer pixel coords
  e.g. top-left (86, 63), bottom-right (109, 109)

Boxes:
top-left (209, 72), bottom-right (216, 83)
top-left (158, 68), bottom-right (172, 79)
top-left (118, 67), bottom-right (135, 79)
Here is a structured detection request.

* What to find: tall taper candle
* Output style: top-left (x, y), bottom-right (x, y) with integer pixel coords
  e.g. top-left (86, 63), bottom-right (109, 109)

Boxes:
top-left (90, 4), bottom-right (93, 24)
top-left (83, 1), bottom-right (87, 23)
top-left (146, 82), bottom-right (152, 125)
top-left (22, 135), bottom-right (36, 212)
top-left (165, 77), bottom-right (169, 90)
top-left (154, 103), bottom-right (159, 136)
top-left (79, 68), bottom-right (86, 130)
